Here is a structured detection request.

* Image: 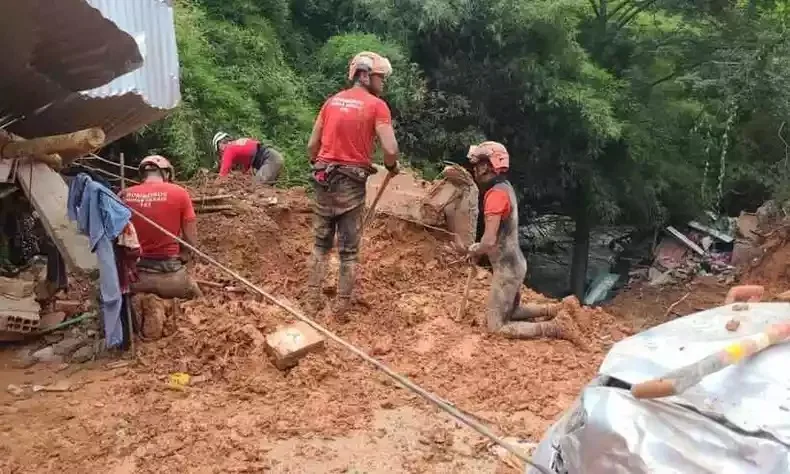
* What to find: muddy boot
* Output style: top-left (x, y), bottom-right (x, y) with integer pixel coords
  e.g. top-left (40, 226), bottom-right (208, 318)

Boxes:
top-left (539, 310), bottom-right (588, 349)
top-left (303, 249), bottom-right (328, 315)
top-left (511, 302), bottom-right (561, 322)
top-left (332, 260), bottom-right (356, 323)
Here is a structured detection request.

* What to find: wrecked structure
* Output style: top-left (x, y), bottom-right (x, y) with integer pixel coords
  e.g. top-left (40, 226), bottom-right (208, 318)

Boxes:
top-left (0, 0), bottom-right (180, 345)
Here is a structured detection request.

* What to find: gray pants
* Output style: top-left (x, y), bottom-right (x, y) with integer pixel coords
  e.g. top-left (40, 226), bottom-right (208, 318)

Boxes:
top-left (254, 148), bottom-right (284, 185)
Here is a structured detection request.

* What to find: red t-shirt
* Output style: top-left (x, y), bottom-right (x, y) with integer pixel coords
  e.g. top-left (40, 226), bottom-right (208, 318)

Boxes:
top-left (316, 87), bottom-right (392, 166)
top-left (218, 138), bottom-right (259, 176)
top-left (484, 188), bottom-right (512, 218)
top-left (120, 181), bottom-right (196, 259)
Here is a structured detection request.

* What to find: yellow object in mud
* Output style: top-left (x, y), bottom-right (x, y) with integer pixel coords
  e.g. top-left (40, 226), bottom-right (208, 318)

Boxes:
top-left (167, 372), bottom-right (191, 390)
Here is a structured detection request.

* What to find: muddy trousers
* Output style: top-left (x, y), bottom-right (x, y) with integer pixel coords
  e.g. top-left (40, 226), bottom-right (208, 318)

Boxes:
top-left (253, 148), bottom-right (284, 185)
top-left (487, 263), bottom-right (564, 339)
top-left (306, 174), bottom-right (366, 314)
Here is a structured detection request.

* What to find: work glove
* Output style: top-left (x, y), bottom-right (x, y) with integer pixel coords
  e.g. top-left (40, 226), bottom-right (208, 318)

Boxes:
top-left (467, 242), bottom-right (483, 256)
top-left (385, 160), bottom-right (400, 175)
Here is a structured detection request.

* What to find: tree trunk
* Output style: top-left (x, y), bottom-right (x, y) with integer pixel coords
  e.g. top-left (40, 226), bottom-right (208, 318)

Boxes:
top-left (570, 197), bottom-right (591, 300)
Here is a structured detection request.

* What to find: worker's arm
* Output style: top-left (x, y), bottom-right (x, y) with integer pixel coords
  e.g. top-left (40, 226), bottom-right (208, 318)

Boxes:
top-left (375, 123), bottom-right (399, 170)
top-left (308, 104), bottom-right (327, 163)
top-left (468, 215), bottom-right (501, 257)
top-left (217, 146), bottom-right (235, 177)
top-left (374, 100), bottom-right (399, 171)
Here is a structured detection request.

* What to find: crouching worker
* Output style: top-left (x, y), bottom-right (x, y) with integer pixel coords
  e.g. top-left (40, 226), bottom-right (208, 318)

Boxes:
top-left (120, 156), bottom-right (203, 337)
top-left (212, 132), bottom-right (284, 185)
top-left (466, 141), bottom-right (584, 345)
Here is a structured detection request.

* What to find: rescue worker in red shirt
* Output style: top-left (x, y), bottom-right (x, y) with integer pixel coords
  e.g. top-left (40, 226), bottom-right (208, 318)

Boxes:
top-left (466, 142), bottom-right (582, 343)
top-left (212, 132), bottom-right (284, 185)
top-left (120, 155), bottom-right (202, 300)
top-left (303, 51), bottom-right (400, 320)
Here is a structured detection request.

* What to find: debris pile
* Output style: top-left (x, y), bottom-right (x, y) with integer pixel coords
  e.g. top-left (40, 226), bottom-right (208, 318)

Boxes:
top-left (131, 174), bottom-right (632, 439)
top-left (635, 214), bottom-right (749, 288)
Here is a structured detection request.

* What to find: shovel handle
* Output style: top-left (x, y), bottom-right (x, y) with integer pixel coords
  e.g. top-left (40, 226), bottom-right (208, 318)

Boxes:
top-left (363, 171), bottom-right (394, 229)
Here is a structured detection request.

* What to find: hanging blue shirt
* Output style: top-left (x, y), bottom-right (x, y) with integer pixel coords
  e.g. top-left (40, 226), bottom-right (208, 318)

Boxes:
top-left (66, 173), bottom-right (130, 348)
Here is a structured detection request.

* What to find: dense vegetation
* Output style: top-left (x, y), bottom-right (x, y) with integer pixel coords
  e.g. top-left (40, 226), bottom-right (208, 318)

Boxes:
top-left (115, 0), bottom-right (790, 296)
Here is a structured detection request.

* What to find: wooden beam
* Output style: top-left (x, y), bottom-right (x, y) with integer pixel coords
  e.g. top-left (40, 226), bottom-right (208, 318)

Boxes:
top-left (2, 128), bottom-right (105, 163)
top-left (16, 161), bottom-right (97, 273)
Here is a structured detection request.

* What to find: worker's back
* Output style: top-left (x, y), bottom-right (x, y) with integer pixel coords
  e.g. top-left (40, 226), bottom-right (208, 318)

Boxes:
top-left (121, 180), bottom-right (194, 259)
top-left (317, 87), bottom-right (390, 166)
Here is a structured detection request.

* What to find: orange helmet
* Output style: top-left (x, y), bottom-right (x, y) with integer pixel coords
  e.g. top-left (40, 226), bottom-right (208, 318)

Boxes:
top-left (139, 155), bottom-right (175, 181)
top-left (347, 52), bottom-right (393, 81)
top-left (467, 141), bottom-right (509, 173)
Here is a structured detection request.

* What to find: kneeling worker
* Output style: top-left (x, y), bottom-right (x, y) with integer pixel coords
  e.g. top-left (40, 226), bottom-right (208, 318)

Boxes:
top-left (120, 155), bottom-right (202, 300)
top-left (466, 141), bottom-right (581, 343)
top-left (212, 132), bottom-right (284, 184)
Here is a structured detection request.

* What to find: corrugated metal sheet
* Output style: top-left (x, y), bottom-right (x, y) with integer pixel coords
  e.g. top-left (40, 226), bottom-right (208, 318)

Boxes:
top-left (82, 0), bottom-right (181, 110)
top-left (3, 0), bottom-right (181, 147)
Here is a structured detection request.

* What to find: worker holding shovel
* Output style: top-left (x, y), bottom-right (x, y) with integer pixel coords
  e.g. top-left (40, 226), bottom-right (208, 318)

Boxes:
top-left (465, 141), bottom-right (582, 343)
top-left (303, 51), bottom-right (400, 321)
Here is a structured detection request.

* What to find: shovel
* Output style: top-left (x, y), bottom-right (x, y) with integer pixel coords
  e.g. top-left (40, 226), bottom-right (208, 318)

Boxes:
top-left (363, 170), bottom-right (395, 230)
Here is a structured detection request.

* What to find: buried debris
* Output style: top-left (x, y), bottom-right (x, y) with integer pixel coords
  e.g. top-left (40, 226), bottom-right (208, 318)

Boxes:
top-left (265, 321), bottom-right (326, 370)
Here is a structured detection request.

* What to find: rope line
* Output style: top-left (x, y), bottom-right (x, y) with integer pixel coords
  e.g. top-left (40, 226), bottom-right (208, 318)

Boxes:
top-left (98, 183), bottom-right (549, 474)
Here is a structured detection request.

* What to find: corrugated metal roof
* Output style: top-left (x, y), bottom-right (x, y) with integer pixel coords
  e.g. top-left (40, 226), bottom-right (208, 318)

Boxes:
top-left (3, 0), bottom-right (181, 147)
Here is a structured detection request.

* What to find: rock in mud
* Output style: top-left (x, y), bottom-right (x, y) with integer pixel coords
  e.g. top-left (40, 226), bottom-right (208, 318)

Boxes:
top-left (53, 337), bottom-right (87, 356)
top-left (32, 346), bottom-right (64, 364)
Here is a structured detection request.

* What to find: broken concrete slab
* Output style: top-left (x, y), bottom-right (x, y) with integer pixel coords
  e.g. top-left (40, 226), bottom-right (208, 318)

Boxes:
top-left (16, 161), bottom-right (97, 273)
top-left (265, 321), bottom-right (325, 370)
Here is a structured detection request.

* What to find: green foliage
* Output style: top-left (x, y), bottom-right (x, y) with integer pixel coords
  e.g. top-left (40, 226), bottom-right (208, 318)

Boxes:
top-left (120, 0), bottom-right (790, 228)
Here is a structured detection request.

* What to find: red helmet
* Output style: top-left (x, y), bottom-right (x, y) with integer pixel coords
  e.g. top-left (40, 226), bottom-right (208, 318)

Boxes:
top-left (139, 155), bottom-right (175, 181)
top-left (467, 141), bottom-right (509, 173)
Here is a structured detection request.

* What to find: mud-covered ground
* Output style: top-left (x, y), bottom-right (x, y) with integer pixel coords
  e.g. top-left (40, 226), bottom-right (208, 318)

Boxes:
top-left (1, 174), bottom-right (777, 473)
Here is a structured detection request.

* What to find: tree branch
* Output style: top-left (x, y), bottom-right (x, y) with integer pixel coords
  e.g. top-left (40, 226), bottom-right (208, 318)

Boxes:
top-left (616, 0), bottom-right (661, 30)
top-left (650, 59), bottom-right (707, 87)
top-left (588, 0), bottom-right (600, 18)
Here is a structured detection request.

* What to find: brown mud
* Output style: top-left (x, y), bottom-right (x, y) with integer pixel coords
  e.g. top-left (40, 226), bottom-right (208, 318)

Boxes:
top-left (1, 173), bottom-right (748, 473)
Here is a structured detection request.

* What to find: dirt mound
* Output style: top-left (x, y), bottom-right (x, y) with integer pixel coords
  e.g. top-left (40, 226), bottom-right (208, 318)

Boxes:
top-left (740, 231), bottom-right (790, 295)
top-left (136, 173), bottom-right (631, 440)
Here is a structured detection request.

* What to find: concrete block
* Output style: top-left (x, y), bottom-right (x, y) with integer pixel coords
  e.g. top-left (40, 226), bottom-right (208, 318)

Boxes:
top-left (265, 321), bottom-right (325, 370)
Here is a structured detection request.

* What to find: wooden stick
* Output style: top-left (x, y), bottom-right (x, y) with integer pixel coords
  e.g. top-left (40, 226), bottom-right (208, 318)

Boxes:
top-left (191, 194), bottom-right (233, 203)
top-left (2, 128), bottom-right (105, 160)
top-left (120, 152), bottom-right (126, 191)
top-left (196, 279), bottom-right (226, 288)
top-left (195, 204), bottom-right (234, 212)
top-left (662, 292), bottom-right (690, 319)
top-left (456, 264), bottom-right (476, 320)
top-left (631, 322), bottom-right (790, 399)
top-left (363, 171), bottom-right (394, 230)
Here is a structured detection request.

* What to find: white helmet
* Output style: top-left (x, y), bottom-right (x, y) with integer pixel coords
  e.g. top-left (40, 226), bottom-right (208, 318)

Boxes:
top-left (212, 132), bottom-right (230, 152)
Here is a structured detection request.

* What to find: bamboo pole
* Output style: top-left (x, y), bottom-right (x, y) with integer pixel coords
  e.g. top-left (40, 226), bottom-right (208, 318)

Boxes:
top-left (120, 152), bottom-right (126, 190)
top-left (631, 322), bottom-right (790, 399)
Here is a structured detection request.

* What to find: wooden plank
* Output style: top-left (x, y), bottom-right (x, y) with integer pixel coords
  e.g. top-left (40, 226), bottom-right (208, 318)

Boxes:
top-left (666, 226), bottom-right (706, 256)
top-left (16, 161), bottom-right (97, 273)
top-left (687, 220), bottom-right (734, 243)
top-left (0, 159), bottom-right (14, 182)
